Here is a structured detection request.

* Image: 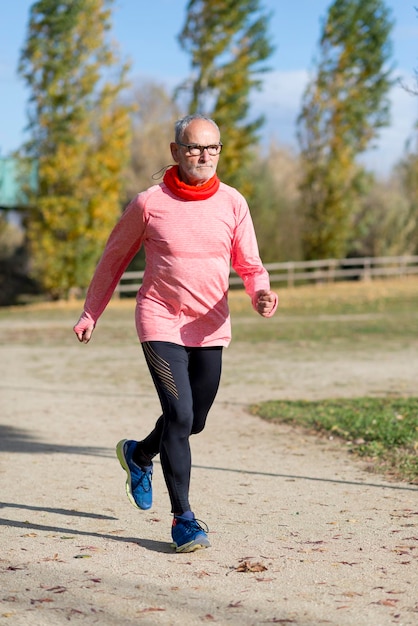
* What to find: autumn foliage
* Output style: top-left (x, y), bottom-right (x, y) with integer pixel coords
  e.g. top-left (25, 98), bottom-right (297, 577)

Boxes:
top-left (18, 0), bottom-right (132, 298)
top-left (297, 0), bottom-right (394, 260)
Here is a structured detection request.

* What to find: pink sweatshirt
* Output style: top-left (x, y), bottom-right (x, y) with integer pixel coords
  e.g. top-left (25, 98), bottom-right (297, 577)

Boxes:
top-left (83, 180), bottom-right (277, 347)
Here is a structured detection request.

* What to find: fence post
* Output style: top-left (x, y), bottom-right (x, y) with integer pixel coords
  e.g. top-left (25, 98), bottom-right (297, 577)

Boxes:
top-left (362, 257), bottom-right (372, 281)
top-left (288, 262), bottom-right (294, 288)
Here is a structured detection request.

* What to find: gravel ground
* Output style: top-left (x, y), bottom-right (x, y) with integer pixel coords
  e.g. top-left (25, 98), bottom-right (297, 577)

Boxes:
top-left (0, 309), bottom-right (417, 625)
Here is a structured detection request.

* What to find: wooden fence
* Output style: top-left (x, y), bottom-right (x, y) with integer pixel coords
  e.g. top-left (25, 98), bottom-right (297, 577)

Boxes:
top-left (117, 255), bottom-right (418, 294)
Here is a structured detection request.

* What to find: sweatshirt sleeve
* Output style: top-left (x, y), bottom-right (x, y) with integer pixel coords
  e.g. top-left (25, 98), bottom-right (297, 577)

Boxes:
top-left (83, 195), bottom-right (146, 322)
top-left (230, 198), bottom-right (278, 317)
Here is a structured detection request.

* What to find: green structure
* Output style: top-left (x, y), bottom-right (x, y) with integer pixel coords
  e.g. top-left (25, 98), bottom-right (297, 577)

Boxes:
top-left (0, 157), bottom-right (37, 210)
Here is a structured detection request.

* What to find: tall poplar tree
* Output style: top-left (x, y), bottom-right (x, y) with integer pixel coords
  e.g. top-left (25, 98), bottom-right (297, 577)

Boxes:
top-left (177, 0), bottom-right (274, 192)
top-left (397, 132), bottom-right (418, 254)
top-left (396, 9), bottom-right (418, 253)
top-left (297, 0), bottom-right (394, 260)
top-left (18, 0), bottom-right (132, 298)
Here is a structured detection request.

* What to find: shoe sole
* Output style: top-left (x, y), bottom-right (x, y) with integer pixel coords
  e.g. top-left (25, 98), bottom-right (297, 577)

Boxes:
top-left (116, 439), bottom-right (151, 510)
top-left (172, 537), bottom-right (211, 553)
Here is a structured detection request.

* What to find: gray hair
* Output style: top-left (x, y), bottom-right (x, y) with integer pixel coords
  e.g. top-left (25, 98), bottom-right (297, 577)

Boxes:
top-left (174, 114), bottom-right (220, 143)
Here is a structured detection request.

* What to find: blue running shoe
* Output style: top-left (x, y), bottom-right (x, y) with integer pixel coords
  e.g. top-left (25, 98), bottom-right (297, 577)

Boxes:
top-left (116, 439), bottom-right (153, 510)
top-left (171, 514), bottom-right (210, 553)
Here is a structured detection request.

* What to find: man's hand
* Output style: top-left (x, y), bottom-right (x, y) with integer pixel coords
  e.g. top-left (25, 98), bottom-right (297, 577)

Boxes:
top-left (255, 289), bottom-right (278, 317)
top-left (73, 311), bottom-right (95, 344)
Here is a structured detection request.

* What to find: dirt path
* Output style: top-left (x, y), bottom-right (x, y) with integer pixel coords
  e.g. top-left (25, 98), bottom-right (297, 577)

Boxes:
top-left (1, 310), bottom-right (417, 625)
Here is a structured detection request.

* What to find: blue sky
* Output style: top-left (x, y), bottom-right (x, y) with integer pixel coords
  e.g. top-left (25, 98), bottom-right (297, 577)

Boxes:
top-left (1, 0), bottom-right (417, 176)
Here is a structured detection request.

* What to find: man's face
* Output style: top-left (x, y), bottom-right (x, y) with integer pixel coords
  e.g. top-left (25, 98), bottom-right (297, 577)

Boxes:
top-left (170, 119), bottom-right (221, 186)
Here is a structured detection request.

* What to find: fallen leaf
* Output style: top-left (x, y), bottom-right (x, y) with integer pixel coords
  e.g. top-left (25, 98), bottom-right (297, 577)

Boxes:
top-left (375, 599), bottom-right (399, 607)
top-left (263, 619), bottom-right (296, 624)
top-left (30, 598), bottom-right (54, 605)
top-left (74, 554), bottom-right (92, 559)
top-left (42, 554), bottom-right (63, 562)
top-left (46, 586), bottom-right (67, 594)
top-left (67, 609), bottom-right (84, 616)
top-left (234, 561), bottom-right (267, 573)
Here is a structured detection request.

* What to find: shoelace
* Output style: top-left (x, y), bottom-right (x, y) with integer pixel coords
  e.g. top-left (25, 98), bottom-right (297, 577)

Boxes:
top-left (134, 468), bottom-right (152, 492)
top-left (182, 518), bottom-right (209, 536)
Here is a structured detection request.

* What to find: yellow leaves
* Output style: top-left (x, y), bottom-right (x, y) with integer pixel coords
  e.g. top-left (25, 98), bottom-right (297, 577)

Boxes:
top-left (298, 2), bottom-right (393, 260)
top-left (20, 0), bottom-right (133, 298)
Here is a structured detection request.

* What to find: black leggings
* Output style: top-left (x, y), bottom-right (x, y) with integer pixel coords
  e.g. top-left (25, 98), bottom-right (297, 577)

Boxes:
top-left (140, 341), bottom-right (223, 514)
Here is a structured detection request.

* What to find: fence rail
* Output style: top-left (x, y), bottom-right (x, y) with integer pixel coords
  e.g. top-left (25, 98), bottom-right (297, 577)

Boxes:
top-left (117, 255), bottom-right (418, 294)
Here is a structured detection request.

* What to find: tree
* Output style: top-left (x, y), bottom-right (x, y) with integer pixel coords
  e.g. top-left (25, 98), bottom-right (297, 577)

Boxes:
top-left (18, 0), bottom-right (132, 298)
top-left (124, 80), bottom-right (180, 202)
top-left (348, 173), bottom-right (416, 257)
top-left (249, 142), bottom-right (303, 262)
top-left (395, 130), bottom-right (418, 254)
top-left (176, 0), bottom-right (274, 193)
top-left (297, 0), bottom-right (394, 260)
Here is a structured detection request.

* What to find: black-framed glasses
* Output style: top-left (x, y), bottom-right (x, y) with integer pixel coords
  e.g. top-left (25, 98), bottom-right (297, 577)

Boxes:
top-left (177, 142), bottom-right (223, 156)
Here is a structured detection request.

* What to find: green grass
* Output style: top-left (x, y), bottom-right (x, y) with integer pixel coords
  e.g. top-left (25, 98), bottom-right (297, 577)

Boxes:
top-left (229, 278), bottom-right (418, 344)
top-left (250, 397), bottom-right (418, 483)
